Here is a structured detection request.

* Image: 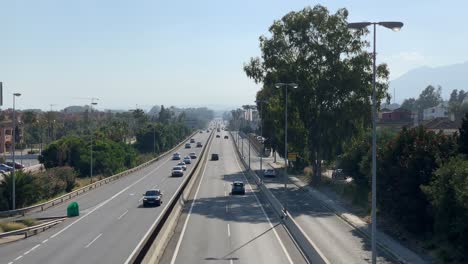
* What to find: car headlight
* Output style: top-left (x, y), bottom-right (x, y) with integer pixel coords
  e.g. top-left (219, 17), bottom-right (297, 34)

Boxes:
top-left (143, 198), bottom-right (148, 201)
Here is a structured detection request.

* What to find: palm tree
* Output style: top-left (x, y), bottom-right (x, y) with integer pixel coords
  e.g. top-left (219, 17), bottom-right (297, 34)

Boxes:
top-left (0, 171), bottom-right (36, 210)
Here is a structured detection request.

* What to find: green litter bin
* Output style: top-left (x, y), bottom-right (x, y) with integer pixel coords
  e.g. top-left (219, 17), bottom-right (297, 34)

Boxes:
top-left (67, 202), bottom-right (79, 217)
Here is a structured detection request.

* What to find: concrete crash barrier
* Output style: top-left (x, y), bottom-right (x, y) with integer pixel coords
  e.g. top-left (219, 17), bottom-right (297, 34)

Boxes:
top-left (229, 131), bottom-right (328, 264)
top-left (0, 131), bottom-right (199, 218)
top-left (124, 131), bottom-right (215, 264)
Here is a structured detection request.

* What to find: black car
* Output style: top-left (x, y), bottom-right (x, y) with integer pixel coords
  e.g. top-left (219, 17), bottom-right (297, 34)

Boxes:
top-left (211, 153), bottom-right (219, 160)
top-left (231, 181), bottom-right (245, 195)
top-left (142, 189), bottom-right (163, 207)
top-left (216, 135), bottom-right (220, 138)
top-left (224, 135), bottom-right (229, 139)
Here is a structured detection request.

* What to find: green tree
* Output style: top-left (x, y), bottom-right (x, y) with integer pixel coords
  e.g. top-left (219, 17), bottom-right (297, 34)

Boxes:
top-left (244, 5), bottom-right (389, 184)
top-left (377, 126), bottom-right (457, 234)
top-left (401, 98), bottom-right (417, 111)
top-left (416, 85), bottom-right (443, 121)
top-left (459, 113), bottom-right (468, 155)
top-left (0, 171), bottom-right (37, 210)
top-left (422, 155), bottom-right (468, 261)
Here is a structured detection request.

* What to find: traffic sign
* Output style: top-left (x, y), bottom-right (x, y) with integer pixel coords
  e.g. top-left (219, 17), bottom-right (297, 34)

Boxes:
top-left (287, 152), bottom-right (297, 161)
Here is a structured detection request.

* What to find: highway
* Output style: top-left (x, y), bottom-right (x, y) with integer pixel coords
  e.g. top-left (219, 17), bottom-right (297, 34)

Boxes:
top-left (233, 132), bottom-right (396, 264)
top-left (160, 129), bottom-right (307, 264)
top-left (0, 131), bottom-right (210, 264)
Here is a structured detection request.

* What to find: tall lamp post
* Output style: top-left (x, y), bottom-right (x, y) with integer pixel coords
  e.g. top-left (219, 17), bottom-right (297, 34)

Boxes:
top-left (12, 93), bottom-right (21, 210)
top-left (347, 21), bottom-right (403, 264)
top-left (275, 83), bottom-right (298, 212)
top-left (256, 99), bottom-right (267, 182)
top-left (90, 101), bottom-right (98, 183)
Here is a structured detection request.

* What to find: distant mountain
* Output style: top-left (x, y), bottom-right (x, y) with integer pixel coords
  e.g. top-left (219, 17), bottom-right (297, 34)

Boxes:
top-left (390, 61), bottom-right (468, 102)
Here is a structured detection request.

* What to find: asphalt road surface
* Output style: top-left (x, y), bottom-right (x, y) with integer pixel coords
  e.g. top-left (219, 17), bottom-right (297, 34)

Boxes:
top-left (233, 132), bottom-right (396, 264)
top-left (161, 130), bottom-right (307, 264)
top-left (0, 131), bottom-right (210, 264)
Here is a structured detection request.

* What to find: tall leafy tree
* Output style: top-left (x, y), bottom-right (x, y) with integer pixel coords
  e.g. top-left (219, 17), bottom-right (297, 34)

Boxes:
top-left (416, 85), bottom-right (443, 121)
top-left (244, 5), bottom-right (389, 183)
top-left (401, 98), bottom-right (417, 111)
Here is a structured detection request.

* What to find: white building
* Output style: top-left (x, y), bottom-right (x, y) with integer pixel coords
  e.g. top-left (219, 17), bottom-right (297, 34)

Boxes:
top-left (423, 102), bottom-right (449, 121)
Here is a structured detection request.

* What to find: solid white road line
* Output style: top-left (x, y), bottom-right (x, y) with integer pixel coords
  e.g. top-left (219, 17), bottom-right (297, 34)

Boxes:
top-left (41, 239), bottom-right (48, 244)
top-left (227, 224), bottom-right (231, 237)
top-left (117, 210), bottom-right (129, 220)
top-left (241, 138), bottom-right (332, 264)
top-left (231, 143), bottom-right (294, 264)
top-left (14, 256), bottom-right (22, 261)
top-left (85, 233), bottom-right (102, 248)
top-left (125, 134), bottom-right (210, 264)
top-left (170, 138), bottom-right (213, 264)
top-left (50, 157), bottom-right (171, 240)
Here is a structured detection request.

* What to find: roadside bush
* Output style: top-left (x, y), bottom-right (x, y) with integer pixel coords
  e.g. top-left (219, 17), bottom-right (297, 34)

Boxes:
top-left (422, 155), bottom-right (468, 262)
top-left (377, 126), bottom-right (457, 234)
top-left (0, 222), bottom-right (27, 232)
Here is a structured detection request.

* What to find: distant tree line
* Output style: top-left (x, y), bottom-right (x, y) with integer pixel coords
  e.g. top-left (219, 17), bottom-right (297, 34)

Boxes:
top-left (0, 105), bottom-right (197, 211)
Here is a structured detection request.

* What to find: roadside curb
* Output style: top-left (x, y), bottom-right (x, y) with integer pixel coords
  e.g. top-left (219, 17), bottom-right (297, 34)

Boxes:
top-left (288, 175), bottom-right (423, 264)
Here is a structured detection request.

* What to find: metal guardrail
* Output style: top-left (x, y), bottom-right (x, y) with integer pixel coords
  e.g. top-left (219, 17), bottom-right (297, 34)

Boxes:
top-left (125, 130), bottom-right (214, 264)
top-left (0, 131), bottom-right (200, 218)
top-left (0, 218), bottom-right (66, 239)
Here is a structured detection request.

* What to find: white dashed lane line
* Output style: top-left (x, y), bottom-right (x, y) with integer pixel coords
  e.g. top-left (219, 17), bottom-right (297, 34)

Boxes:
top-left (85, 233), bottom-right (103, 248)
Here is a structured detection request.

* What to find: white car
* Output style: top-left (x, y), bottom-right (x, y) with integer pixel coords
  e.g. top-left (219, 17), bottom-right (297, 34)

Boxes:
top-left (263, 169), bottom-right (276, 177)
top-left (177, 161), bottom-right (187, 170)
top-left (172, 153), bottom-right (181, 160)
top-left (172, 166), bottom-right (184, 177)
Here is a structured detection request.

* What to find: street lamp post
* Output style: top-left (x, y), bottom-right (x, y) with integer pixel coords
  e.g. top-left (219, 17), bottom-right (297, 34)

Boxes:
top-left (12, 93), bottom-right (21, 210)
top-left (256, 100), bottom-right (267, 182)
top-left (275, 83), bottom-right (298, 213)
top-left (90, 102), bottom-right (98, 183)
top-left (348, 21), bottom-right (403, 264)
top-left (153, 125), bottom-right (156, 154)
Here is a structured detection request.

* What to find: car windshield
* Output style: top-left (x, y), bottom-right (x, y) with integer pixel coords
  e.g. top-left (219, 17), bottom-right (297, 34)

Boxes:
top-left (173, 166), bottom-right (182, 170)
top-left (233, 182), bottom-right (244, 187)
top-left (145, 190), bottom-right (160, 196)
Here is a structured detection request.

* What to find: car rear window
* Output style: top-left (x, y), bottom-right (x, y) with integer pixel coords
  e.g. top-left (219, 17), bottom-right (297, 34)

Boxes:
top-left (233, 182), bottom-right (244, 186)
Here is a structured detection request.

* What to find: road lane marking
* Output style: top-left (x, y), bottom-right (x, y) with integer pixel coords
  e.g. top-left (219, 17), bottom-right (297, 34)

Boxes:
top-left (235, 137), bottom-right (332, 264)
top-left (231, 143), bottom-right (294, 264)
top-left (125, 133), bottom-right (209, 264)
top-left (23, 244), bottom-right (40, 255)
top-left (14, 256), bottom-right (22, 261)
top-left (227, 224), bottom-right (231, 237)
top-left (85, 233), bottom-right (102, 248)
top-left (230, 259), bottom-right (233, 264)
top-left (117, 210), bottom-right (129, 220)
top-left (170, 136), bottom-right (214, 264)
top-left (42, 239), bottom-right (48, 243)
top-left (49, 157), bottom-right (172, 240)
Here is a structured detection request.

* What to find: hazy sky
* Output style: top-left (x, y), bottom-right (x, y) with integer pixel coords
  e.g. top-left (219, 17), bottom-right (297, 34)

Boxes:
top-left (1, 0), bottom-right (466, 111)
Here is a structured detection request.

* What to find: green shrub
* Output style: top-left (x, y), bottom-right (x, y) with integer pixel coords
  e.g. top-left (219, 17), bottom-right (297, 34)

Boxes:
top-left (0, 222), bottom-right (27, 232)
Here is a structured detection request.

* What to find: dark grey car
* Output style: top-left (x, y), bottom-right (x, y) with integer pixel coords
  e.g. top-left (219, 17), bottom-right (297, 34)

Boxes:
top-left (142, 189), bottom-right (163, 207)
